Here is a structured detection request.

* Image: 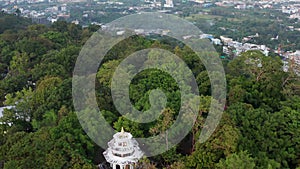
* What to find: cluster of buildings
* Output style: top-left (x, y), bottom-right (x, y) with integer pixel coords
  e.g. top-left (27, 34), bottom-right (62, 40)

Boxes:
top-left (281, 50), bottom-right (300, 73)
top-left (0, 0), bottom-right (85, 5)
top-left (218, 34), bottom-right (300, 73)
top-left (1, 3), bottom-right (71, 24)
top-left (1, 0), bottom-right (300, 71)
top-left (282, 4), bottom-right (300, 20)
top-left (106, 20), bottom-right (300, 73)
top-left (221, 35), bottom-right (300, 74)
top-left (0, 0), bottom-right (47, 6)
top-left (284, 50), bottom-right (300, 62)
top-left (44, 4), bottom-right (70, 23)
top-left (198, 33), bottom-right (300, 73)
top-left (1, 4), bottom-right (70, 23)
top-left (101, 25), bottom-right (171, 37)
top-left (0, 0), bottom-right (176, 25)
top-left (105, 24), bottom-right (270, 59)
top-left (213, 0), bottom-right (300, 11)
top-left (143, 0), bottom-right (174, 8)
top-left (219, 35), bottom-right (270, 57)
top-left (197, 33), bottom-right (270, 57)
top-left (214, 0), bottom-right (274, 9)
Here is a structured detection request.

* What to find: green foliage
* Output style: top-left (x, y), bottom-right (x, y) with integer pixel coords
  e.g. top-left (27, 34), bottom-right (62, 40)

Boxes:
top-left (0, 13), bottom-right (31, 33)
top-left (228, 97), bottom-right (300, 168)
top-left (0, 113), bottom-right (95, 169)
top-left (113, 116), bottom-right (145, 138)
top-left (41, 31), bottom-right (67, 47)
top-left (0, 13), bottom-right (299, 169)
top-left (216, 151), bottom-right (256, 169)
top-left (227, 50), bottom-right (287, 110)
top-left (186, 113), bottom-right (240, 169)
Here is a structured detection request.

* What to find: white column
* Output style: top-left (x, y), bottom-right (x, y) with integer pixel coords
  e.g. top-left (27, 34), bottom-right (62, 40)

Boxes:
top-left (120, 164), bottom-right (124, 169)
top-left (113, 163), bottom-right (116, 169)
top-left (130, 164), bottom-right (134, 169)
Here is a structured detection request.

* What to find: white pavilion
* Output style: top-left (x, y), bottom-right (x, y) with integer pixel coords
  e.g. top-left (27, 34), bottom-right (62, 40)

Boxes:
top-left (103, 127), bottom-right (144, 169)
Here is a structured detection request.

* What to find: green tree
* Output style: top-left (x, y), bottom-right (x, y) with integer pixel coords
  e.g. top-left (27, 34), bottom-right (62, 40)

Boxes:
top-left (216, 151), bottom-right (256, 169)
top-left (227, 50), bottom-right (287, 110)
top-left (186, 113), bottom-right (240, 169)
top-left (150, 108), bottom-right (176, 155)
top-left (228, 97), bottom-right (300, 168)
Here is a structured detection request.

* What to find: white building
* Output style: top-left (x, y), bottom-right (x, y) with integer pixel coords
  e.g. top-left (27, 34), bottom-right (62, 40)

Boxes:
top-left (103, 128), bottom-right (144, 169)
top-left (220, 36), bottom-right (233, 45)
top-left (211, 38), bottom-right (222, 45)
top-left (71, 19), bottom-right (79, 25)
top-left (61, 4), bottom-right (67, 12)
top-left (235, 4), bottom-right (246, 9)
top-left (164, 0), bottom-right (174, 8)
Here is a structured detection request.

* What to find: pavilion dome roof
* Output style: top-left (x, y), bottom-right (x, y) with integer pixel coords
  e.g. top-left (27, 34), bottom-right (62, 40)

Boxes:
top-left (103, 127), bottom-right (144, 165)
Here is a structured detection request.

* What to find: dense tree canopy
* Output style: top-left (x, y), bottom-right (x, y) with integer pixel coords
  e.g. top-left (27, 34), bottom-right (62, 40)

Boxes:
top-left (0, 14), bottom-right (299, 169)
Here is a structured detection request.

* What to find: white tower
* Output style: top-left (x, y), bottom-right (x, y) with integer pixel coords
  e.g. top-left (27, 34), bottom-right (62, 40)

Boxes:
top-left (103, 128), bottom-right (144, 169)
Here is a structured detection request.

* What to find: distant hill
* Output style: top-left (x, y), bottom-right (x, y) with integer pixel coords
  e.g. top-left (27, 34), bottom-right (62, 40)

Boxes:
top-left (0, 12), bottom-right (32, 33)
